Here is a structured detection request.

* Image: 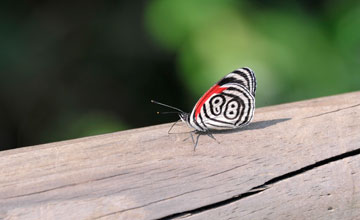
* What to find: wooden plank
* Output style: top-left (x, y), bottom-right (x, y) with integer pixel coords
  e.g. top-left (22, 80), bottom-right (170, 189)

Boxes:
top-left (0, 91), bottom-right (360, 219)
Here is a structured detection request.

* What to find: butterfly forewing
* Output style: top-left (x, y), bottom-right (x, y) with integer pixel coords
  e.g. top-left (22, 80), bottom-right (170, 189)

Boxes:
top-left (188, 67), bottom-right (256, 131)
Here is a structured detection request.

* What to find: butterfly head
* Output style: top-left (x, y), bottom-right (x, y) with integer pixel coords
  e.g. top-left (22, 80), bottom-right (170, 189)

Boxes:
top-left (179, 112), bottom-right (190, 124)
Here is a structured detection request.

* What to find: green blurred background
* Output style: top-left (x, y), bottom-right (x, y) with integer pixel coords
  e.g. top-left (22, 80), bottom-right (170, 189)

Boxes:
top-left (0, 0), bottom-right (359, 151)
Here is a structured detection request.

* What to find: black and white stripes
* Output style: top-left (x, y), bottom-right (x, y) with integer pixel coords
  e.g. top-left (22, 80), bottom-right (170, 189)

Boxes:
top-left (218, 67), bottom-right (257, 96)
top-left (186, 67), bottom-right (256, 131)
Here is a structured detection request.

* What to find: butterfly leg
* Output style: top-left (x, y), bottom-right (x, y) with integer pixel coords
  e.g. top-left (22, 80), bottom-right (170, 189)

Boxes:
top-left (190, 131), bottom-right (195, 144)
top-left (193, 133), bottom-right (201, 151)
top-left (181, 132), bottom-right (193, 142)
top-left (206, 132), bottom-right (220, 144)
top-left (182, 136), bottom-right (190, 142)
top-left (168, 119), bottom-right (181, 134)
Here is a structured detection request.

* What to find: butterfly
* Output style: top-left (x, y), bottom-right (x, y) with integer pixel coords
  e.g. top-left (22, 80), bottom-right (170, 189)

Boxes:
top-left (152, 67), bottom-right (256, 150)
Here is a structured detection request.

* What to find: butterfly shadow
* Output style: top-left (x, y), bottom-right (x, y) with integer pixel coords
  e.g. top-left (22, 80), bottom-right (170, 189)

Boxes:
top-left (210, 118), bottom-right (291, 135)
top-left (170, 118), bottom-right (291, 151)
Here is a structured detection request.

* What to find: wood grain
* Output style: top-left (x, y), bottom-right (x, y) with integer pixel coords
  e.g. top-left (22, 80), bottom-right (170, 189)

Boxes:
top-left (1, 91), bottom-right (360, 220)
top-left (186, 154), bottom-right (360, 220)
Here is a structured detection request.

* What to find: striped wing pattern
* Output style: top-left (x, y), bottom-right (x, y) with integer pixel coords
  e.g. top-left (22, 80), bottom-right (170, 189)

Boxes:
top-left (188, 67), bottom-right (256, 131)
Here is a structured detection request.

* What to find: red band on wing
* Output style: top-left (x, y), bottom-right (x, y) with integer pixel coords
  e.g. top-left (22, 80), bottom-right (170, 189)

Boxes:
top-left (194, 84), bottom-right (227, 119)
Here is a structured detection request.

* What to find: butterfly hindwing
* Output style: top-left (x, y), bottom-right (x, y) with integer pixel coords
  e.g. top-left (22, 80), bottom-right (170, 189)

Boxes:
top-left (217, 67), bottom-right (257, 96)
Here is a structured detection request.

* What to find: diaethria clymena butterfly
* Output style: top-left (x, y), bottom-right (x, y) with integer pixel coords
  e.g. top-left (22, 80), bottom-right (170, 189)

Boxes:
top-left (152, 67), bottom-right (256, 150)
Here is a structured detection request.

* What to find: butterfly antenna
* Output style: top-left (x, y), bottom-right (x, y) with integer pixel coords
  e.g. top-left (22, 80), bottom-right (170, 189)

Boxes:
top-left (151, 100), bottom-right (185, 113)
top-left (157, 111), bottom-right (181, 114)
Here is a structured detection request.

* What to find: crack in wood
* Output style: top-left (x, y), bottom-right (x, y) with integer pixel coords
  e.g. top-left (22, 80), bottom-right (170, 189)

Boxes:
top-left (197, 164), bottom-right (247, 180)
top-left (157, 147), bottom-right (360, 220)
top-left (3, 182), bottom-right (79, 200)
top-left (305, 103), bottom-right (360, 119)
top-left (93, 186), bottom-right (218, 219)
top-left (3, 171), bottom-right (131, 200)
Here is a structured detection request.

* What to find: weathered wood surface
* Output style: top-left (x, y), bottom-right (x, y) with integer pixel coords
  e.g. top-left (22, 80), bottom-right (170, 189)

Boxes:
top-left (1, 92), bottom-right (360, 220)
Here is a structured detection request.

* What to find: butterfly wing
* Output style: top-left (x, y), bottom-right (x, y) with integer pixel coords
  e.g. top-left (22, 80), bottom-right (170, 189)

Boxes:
top-left (218, 67), bottom-right (257, 96)
top-left (188, 67), bottom-right (256, 131)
